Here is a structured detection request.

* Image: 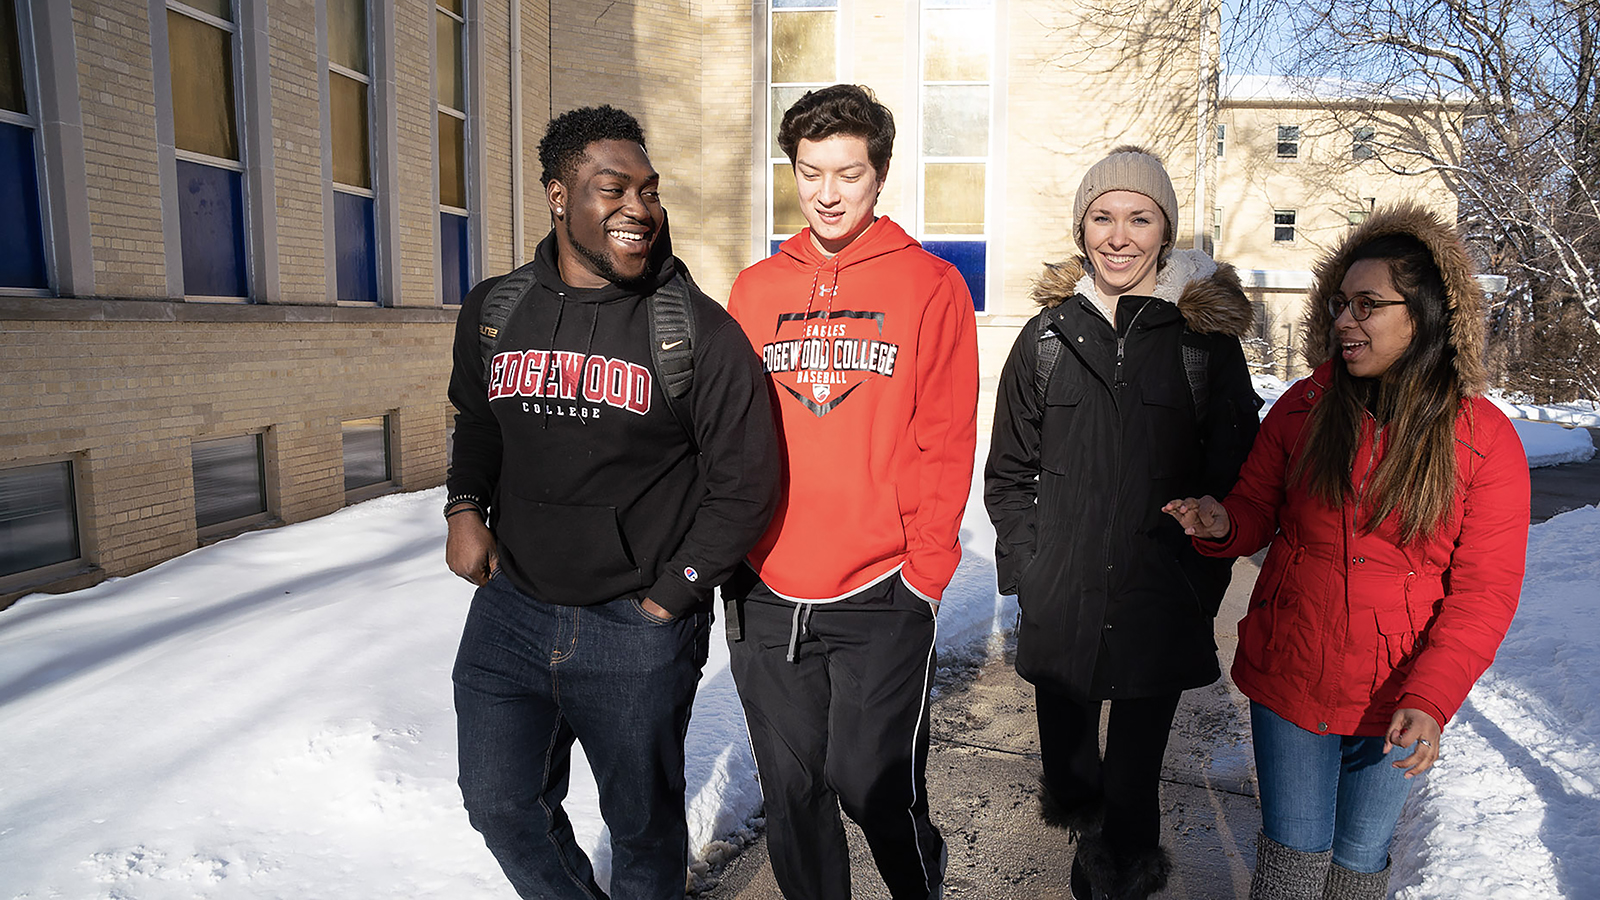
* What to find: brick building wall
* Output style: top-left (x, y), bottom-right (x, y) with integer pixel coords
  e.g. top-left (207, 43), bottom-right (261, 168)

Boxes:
top-left (2, 0), bottom-right (753, 606)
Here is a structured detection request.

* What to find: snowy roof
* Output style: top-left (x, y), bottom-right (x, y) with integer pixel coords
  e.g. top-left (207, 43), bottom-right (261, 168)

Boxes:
top-left (1223, 73), bottom-right (1469, 106)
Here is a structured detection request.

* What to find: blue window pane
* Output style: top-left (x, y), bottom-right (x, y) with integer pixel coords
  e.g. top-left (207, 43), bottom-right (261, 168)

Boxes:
top-left (770, 239), bottom-right (784, 257)
top-left (334, 191), bottom-right (377, 303)
top-left (0, 462), bottom-right (79, 578)
top-left (440, 211), bottom-right (468, 305)
top-left (176, 159), bottom-right (248, 297)
top-left (922, 240), bottom-right (985, 311)
top-left (0, 121), bottom-right (47, 289)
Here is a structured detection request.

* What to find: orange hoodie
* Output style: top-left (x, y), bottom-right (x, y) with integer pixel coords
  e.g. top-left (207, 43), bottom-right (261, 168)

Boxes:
top-left (728, 217), bottom-right (979, 603)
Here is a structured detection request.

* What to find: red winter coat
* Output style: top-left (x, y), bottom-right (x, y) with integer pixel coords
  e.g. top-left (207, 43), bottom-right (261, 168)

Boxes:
top-left (1201, 362), bottom-right (1529, 736)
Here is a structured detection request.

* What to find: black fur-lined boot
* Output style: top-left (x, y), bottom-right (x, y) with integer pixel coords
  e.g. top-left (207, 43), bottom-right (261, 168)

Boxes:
top-left (1075, 832), bottom-right (1172, 900)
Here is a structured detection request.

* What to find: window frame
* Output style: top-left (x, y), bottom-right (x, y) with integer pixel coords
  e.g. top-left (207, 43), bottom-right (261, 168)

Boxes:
top-left (191, 431), bottom-right (271, 538)
top-left (325, 0), bottom-right (382, 305)
top-left (1276, 124), bottom-right (1300, 159)
top-left (0, 0), bottom-right (51, 297)
top-left (1215, 122), bottom-right (1226, 159)
top-left (765, 0), bottom-right (839, 251)
top-left (916, 0), bottom-right (994, 312)
top-left (160, 0), bottom-right (264, 303)
top-left (1273, 208), bottom-right (1297, 242)
top-left (435, 0), bottom-right (473, 305)
top-left (341, 413), bottom-right (395, 501)
top-left (0, 455), bottom-right (90, 594)
top-left (1352, 124), bottom-right (1376, 161)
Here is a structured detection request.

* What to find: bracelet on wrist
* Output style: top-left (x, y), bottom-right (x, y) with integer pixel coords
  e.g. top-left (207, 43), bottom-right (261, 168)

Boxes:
top-left (445, 505), bottom-right (485, 522)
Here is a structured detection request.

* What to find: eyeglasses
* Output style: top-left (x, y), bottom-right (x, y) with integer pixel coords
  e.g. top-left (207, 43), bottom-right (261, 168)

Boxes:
top-left (1327, 294), bottom-right (1407, 321)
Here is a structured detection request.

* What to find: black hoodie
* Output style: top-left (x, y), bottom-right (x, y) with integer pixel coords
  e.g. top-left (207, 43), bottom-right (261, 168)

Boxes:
top-left (446, 227), bottom-right (779, 616)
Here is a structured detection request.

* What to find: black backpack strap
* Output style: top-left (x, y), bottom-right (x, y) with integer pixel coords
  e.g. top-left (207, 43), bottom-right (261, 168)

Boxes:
top-left (478, 260), bottom-right (542, 379)
top-left (1180, 327), bottom-right (1212, 423)
top-left (1033, 308), bottom-right (1062, 407)
top-left (647, 273), bottom-right (697, 446)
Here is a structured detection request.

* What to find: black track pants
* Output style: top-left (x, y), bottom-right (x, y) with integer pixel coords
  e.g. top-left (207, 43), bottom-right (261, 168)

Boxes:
top-left (728, 585), bottom-right (945, 900)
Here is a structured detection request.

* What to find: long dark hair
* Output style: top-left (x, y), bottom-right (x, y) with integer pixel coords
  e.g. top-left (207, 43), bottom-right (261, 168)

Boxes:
top-left (1293, 233), bottom-right (1463, 543)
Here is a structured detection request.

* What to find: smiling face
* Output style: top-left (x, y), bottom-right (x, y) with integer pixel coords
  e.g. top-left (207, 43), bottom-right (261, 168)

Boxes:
top-left (548, 139), bottom-right (663, 288)
top-left (1081, 190), bottom-right (1167, 301)
top-left (793, 134), bottom-right (884, 257)
top-left (1335, 258), bottom-right (1417, 378)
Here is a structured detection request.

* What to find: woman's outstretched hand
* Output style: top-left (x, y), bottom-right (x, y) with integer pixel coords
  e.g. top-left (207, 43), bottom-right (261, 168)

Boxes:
top-left (1161, 496), bottom-right (1232, 540)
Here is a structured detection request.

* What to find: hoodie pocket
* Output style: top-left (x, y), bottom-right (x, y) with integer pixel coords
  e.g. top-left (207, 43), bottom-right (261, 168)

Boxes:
top-left (495, 494), bottom-right (641, 602)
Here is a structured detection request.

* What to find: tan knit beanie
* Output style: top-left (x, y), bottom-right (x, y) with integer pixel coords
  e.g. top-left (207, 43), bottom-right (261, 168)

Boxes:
top-left (1073, 145), bottom-right (1179, 252)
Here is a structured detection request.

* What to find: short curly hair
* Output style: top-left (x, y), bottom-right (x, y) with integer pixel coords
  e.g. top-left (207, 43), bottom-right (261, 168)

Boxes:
top-left (777, 84), bottom-right (894, 177)
top-left (538, 105), bottom-right (647, 187)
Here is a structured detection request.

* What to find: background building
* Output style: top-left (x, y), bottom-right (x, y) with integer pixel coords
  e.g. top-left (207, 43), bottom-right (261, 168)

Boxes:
top-left (0, 0), bottom-right (1461, 605)
top-left (1213, 75), bottom-right (1465, 379)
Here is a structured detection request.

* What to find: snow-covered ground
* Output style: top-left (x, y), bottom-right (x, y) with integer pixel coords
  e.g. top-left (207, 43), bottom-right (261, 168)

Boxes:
top-left (1, 405), bottom-right (1596, 898)
top-left (0, 474), bottom-right (1012, 899)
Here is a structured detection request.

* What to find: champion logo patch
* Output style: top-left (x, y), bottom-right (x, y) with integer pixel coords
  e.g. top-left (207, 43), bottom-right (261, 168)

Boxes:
top-left (683, 566), bottom-right (699, 582)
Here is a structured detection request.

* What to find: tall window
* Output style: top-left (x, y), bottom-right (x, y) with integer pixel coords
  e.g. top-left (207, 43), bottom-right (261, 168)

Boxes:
top-left (437, 0), bottom-right (469, 305)
top-left (919, 0), bottom-right (992, 311)
top-left (767, 0), bottom-right (838, 254)
top-left (1276, 124), bottom-right (1300, 159)
top-left (1352, 125), bottom-right (1376, 161)
top-left (329, 0), bottom-right (377, 303)
top-left (1215, 123), bottom-right (1226, 159)
top-left (168, 0), bottom-right (249, 298)
top-left (0, 461), bottom-right (80, 580)
top-left (1273, 209), bottom-right (1297, 242)
top-left (1, 0), bottom-right (48, 290)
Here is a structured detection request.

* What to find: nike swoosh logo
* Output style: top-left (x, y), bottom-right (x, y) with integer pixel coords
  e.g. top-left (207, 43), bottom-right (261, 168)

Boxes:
top-left (661, 340), bottom-right (685, 350)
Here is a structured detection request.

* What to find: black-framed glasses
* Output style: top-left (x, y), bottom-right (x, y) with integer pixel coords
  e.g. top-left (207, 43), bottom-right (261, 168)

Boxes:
top-left (1328, 294), bottom-right (1406, 321)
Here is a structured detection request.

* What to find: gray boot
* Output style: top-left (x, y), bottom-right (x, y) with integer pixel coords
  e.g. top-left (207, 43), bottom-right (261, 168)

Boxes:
top-left (1250, 833), bottom-right (1333, 900)
top-left (1323, 859), bottom-right (1391, 900)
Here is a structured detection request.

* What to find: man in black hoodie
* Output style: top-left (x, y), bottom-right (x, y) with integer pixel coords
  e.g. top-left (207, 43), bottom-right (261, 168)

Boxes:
top-left (443, 105), bottom-right (779, 900)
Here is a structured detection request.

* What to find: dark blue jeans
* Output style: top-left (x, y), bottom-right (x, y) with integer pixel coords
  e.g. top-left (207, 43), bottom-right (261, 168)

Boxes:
top-left (453, 572), bottom-right (710, 899)
top-left (1251, 702), bottom-right (1416, 873)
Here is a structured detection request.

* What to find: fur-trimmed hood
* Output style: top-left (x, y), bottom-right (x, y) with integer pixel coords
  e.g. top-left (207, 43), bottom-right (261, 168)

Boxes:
top-left (1301, 201), bottom-right (1488, 394)
top-left (1030, 248), bottom-right (1254, 338)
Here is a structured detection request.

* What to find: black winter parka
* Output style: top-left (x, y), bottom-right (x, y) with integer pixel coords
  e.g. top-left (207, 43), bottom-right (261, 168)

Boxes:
top-left (984, 250), bottom-right (1262, 700)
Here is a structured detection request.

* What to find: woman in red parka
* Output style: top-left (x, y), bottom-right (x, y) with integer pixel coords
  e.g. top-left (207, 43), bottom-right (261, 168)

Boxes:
top-left (1164, 202), bottom-right (1529, 900)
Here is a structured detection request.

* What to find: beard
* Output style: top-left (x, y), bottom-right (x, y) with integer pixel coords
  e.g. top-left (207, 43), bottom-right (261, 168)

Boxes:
top-left (565, 219), bottom-right (653, 288)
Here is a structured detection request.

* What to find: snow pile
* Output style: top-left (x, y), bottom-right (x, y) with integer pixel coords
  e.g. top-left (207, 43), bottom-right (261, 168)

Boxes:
top-left (1512, 419), bottom-right (1597, 468)
top-left (0, 479), bottom-right (1013, 899)
top-left (1490, 396), bottom-right (1600, 429)
top-left (1393, 505), bottom-right (1600, 899)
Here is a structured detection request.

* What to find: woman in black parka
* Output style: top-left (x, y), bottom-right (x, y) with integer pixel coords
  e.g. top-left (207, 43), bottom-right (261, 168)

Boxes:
top-left (984, 146), bottom-right (1261, 900)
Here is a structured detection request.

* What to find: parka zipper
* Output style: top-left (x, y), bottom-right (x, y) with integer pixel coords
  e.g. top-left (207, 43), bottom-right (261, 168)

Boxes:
top-left (1113, 298), bottom-right (1155, 386)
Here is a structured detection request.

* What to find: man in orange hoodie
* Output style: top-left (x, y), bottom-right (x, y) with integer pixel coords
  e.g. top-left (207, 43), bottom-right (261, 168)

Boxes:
top-left (725, 84), bottom-right (979, 900)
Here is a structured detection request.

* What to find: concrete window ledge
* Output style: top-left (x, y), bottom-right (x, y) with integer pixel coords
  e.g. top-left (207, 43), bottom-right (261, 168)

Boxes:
top-left (0, 296), bottom-right (462, 325)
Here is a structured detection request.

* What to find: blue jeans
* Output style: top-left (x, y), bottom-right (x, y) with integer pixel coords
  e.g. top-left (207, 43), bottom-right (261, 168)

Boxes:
top-left (453, 571), bottom-right (710, 899)
top-left (1250, 702), bottom-right (1416, 873)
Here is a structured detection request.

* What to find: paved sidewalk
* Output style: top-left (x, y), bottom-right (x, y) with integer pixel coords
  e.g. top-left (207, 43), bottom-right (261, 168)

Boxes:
top-left (700, 555), bottom-right (1265, 899)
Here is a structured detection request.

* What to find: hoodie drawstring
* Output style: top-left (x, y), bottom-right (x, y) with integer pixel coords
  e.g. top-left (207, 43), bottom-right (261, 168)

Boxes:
top-left (785, 602), bottom-right (815, 663)
top-left (542, 293), bottom-right (567, 430)
top-left (796, 257), bottom-right (843, 335)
